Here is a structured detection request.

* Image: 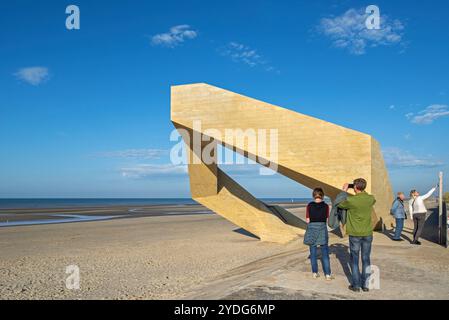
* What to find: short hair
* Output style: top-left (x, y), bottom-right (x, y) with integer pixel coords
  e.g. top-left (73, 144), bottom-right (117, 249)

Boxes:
top-left (353, 178), bottom-right (367, 191)
top-left (397, 192), bottom-right (404, 197)
top-left (312, 187), bottom-right (324, 199)
top-left (410, 189), bottom-right (417, 197)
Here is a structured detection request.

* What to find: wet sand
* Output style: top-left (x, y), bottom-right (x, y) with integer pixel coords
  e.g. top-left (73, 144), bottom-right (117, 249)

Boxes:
top-left (0, 204), bottom-right (212, 226)
top-left (0, 202), bottom-right (306, 226)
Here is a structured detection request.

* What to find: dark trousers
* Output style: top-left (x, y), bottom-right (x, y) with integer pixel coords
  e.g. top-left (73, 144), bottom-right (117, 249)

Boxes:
top-left (393, 218), bottom-right (404, 240)
top-left (349, 235), bottom-right (373, 289)
top-left (413, 212), bottom-right (426, 242)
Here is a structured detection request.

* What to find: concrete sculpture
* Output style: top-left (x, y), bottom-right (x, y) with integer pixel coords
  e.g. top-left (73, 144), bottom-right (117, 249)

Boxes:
top-left (171, 83), bottom-right (393, 244)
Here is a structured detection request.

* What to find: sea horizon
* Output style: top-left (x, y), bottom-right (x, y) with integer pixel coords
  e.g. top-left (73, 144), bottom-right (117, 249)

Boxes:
top-left (0, 197), bottom-right (312, 209)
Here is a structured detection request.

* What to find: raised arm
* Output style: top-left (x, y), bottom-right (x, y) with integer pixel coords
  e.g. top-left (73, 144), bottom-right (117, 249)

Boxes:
top-left (338, 199), bottom-right (352, 210)
top-left (421, 186), bottom-right (437, 201)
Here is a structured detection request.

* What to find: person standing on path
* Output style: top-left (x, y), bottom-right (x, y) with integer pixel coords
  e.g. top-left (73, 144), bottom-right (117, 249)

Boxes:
top-left (303, 188), bottom-right (333, 281)
top-left (338, 178), bottom-right (376, 293)
top-left (390, 192), bottom-right (407, 241)
top-left (408, 186), bottom-right (437, 245)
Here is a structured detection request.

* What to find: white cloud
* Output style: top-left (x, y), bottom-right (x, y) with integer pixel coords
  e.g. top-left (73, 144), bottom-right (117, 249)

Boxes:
top-left (405, 112), bottom-right (414, 120)
top-left (121, 164), bottom-right (188, 178)
top-left (383, 147), bottom-right (444, 169)
top-left (151, 25), bottom-right (197, 48)
top-left (14, 67), bottom-right (49, 86)
top-left (96, 149), bottom-right (168, 160)
top-left (318, 8), bottom-right (404, 55)
top-left (407, 104), bottom-right (449, 125)
top-left (220, 42), bottom-right (279, 73)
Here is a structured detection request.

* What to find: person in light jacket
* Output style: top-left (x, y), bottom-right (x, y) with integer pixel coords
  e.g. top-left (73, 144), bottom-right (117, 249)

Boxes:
top-left (390, 192), bottom-right (406, 241)
top-left (408, 186), bottom-right (437, 245)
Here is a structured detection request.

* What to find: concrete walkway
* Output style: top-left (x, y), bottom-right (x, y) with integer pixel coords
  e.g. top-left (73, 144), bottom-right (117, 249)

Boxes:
top-left (184, 217), bottom-right (449, 300)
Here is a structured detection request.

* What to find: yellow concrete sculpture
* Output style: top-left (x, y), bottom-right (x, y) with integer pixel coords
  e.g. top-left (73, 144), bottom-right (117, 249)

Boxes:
top-left (171, 83), bottom-right (393, 244)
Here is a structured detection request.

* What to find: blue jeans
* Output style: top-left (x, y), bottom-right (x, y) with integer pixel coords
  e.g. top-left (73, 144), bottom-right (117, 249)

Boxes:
top-left (309, 244), bottom-right (331, 275)
top-left (394, 218), bottom-right (404, 240)
top-left (349, 236), bottom-right (373, 289)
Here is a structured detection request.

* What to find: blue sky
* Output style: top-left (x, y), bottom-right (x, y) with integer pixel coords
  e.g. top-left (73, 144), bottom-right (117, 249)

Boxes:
top-left (0, 0), bottom-right (448, 198)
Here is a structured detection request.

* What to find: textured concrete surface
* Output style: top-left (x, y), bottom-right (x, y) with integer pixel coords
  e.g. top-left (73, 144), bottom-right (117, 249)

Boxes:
top-left (171, 83), bottom-right (394, 243)
top-left (184, 206), bottom-right (449, 300)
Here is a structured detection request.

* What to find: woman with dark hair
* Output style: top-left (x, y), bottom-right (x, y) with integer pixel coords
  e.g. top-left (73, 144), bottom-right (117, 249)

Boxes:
top-left (304, 187), bottom-right (333, 280)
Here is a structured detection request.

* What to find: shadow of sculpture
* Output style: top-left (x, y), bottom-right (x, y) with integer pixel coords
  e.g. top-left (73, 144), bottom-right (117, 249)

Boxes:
top-left (265, 204), bottom-right (308, 230)
top-left (232, 228), bottom-right (260, 240)
top-left (419, 206), bottom-right (440, 244)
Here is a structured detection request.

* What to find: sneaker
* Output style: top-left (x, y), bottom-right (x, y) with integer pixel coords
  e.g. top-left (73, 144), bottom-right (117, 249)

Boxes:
top-left (348, 285), bottom-right (361, 292)
top-left (392, 238), bottom-right (403, 241)
top-left (362, 287), bottom-right (370, 292)
top-left (312, 273), bottom-right (320, 279)
top-left (325, 274), bottom-right (334, 281)
top-left (411, 241), bottom-right (422, 245)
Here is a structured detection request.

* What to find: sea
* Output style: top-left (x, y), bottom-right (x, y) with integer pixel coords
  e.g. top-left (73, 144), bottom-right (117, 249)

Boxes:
top-left (0, 198), bottom-right (311, 209)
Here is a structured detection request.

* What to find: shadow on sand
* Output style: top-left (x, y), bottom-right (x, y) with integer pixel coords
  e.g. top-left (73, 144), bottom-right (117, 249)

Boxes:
top-left (329, 243), bottom-right (352, 284)
top-left (383, 225), bottom-right (412, 243)
top-left (420, 207), bottom-right (440, 244)
top-left (305, 243), bottom-right (352, 284)
top-left (232, 228), bottom-right (260, 240)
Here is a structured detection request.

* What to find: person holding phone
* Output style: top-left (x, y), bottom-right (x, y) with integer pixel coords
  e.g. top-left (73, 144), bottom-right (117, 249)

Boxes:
top-left (338, 178), bottom-right (376, 293)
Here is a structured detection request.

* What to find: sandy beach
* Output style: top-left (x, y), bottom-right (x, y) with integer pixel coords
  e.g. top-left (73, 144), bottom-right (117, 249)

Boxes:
top-left (0, 202), bottom-right (448, 300)
top-left (0, 203), bottom-right (290, 299)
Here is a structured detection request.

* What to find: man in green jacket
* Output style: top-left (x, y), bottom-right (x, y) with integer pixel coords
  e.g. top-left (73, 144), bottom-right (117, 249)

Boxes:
top-left (338, 178), bottom-right (376, 293)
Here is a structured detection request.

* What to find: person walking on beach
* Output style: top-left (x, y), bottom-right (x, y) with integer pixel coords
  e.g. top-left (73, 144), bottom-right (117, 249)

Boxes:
top-left (338, 178), bottom-right (376, 293)
top-left (303, 188), bottom-right (333, 281)
top-left (408, 186), bottom-right (437, 245)
top-left (390, 192), bottom-right (407, 241)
